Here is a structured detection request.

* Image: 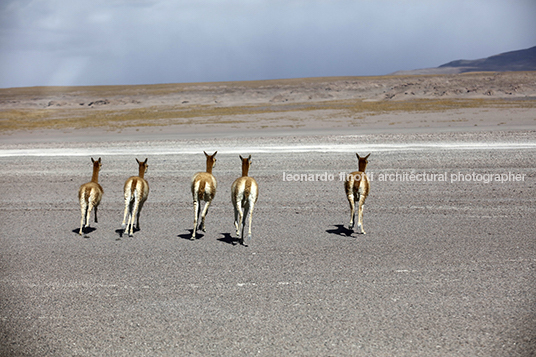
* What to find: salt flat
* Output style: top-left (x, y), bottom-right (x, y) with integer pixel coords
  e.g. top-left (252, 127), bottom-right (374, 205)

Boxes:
top-left (1, 130), bottom-right (535, 356)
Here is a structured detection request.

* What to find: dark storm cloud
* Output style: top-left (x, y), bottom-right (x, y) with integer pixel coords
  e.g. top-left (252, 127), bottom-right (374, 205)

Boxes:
top-left (1, 0), bottom-right (535, 87)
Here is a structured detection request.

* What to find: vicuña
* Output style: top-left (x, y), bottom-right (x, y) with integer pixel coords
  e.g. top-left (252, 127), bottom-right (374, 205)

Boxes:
top-left (344, 153), bottom-right (370, 234)
top-left (191, 151), bottom-right (217, 239)
top-left (121, 158), bottom-right (150, 237)
top-left (78, 157), bottom-right (103, 236)
top-left (231, 155), bottom-right (259, 246)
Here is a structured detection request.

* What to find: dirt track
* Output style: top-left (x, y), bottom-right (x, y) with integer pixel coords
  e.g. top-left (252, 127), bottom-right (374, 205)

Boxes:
top-left (1, 129), bottom-right (535, 356)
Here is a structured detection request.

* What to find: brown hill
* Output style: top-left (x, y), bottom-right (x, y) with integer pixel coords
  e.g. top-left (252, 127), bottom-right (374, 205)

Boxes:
top-left (393, 46), bottom-right (536, 75)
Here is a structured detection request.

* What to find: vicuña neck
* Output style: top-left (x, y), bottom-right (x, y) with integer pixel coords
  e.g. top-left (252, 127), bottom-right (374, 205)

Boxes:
top-left (241, 164), bottom-right (249, 177)
top-left (206, 162), bottom-right (214, 174)
top-left (91, 167), bottom-right (99, 183)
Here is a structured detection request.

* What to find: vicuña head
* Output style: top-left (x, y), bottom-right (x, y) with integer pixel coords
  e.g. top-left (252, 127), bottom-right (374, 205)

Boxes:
top-left (231, 154), bottom-right (259, 246)
top-left (78, 157), bottom-right (103, 236)
top-left (121, 158), bottom-right (150, 237)
top-left (204, 150), bottom-right (217, 173)
top-left (344, 153), bottom-right (370, 234)
top-left (357, 153), bottom-right (370, 172)
top-left (190, 151), bottom-right (218, 239)
top-left (136, 158), bottom-right (149, 178)
top-left (240, 154), bottom-right (251, 176)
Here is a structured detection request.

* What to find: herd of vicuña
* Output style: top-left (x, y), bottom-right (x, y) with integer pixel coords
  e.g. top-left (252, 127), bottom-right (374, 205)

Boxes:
top-left (78, 152), bottom-right (370, 245)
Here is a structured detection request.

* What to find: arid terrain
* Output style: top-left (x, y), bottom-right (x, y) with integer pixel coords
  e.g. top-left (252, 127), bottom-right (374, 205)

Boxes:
top-left (0, 72), bottom-right (535, 356)
top-left (1, 71), bottom-right (535, 138)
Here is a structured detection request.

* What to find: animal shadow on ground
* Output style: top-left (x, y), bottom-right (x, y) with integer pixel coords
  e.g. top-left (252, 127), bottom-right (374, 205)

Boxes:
top-left (178, 230), bottom-right (204, 240)
top-left (217, 233), bottom-right (240, 245)
top-left (72, 227), bottom-right (96, 237)
top-left (326, 224), bottom-right (355, 237)
top-left (115, 227), bottom-right (140, 239)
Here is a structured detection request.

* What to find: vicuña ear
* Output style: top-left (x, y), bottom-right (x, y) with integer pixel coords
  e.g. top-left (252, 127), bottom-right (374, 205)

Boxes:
top-left (364, 153), bottom-right (371, 159)
top-left (144, 158), bottom-right (148, 164)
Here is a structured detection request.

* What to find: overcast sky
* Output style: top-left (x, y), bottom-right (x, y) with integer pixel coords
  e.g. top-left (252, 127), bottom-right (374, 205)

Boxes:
top-left (0, 0), bottom-right (535, 88)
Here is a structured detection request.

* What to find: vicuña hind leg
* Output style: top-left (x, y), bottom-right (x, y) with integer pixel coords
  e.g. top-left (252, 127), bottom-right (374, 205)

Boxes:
top-left (121, 197), bottom-right (131, 230)
top-left (347, 194), bottom-right (356, 229)
top-left (356, 198), bottom-right (366, 234)
top-left (79, 202), bottom-right (87, 235)
top-left (192, 200), bottom-right (199, 239)
top-left (233, 205), bottom-right (240, 237)
top-left (128, 200), bottom-right (141, 237)
top-left (86, 201), bottom-right (94, 230)
top-left (244, 202), bottom-right (255, 245)
top-left (235, 203), bottom-right (244, 238)
top-left (199, 201), bottom-right (211, 232)
top-left (136, 200), bottom-right (145, 230)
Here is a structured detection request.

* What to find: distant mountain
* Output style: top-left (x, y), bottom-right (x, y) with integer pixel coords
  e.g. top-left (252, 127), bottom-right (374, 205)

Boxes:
top-left (392, 46), bottom-right (536, 75)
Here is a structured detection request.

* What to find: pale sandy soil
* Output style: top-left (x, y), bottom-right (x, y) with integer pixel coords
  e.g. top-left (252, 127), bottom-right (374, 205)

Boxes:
top-left (1, 71), bottom-right (535, 142)
top-left (2, 72), bottom-right (536, 110)
top-left (1, 106), bottom-right (534, 145)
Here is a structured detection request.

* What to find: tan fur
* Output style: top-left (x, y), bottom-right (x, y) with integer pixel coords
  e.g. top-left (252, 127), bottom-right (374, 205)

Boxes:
top-left (344, 153), bottom-right (370, 234)
top-left (191, 151), bottom-right (217, 239)
top-left (231, 155), bottom-right (259, 245)
top-left (78, 157), bottom-right (103, 235)
top-left (121, 158), bottom-right (150, 237)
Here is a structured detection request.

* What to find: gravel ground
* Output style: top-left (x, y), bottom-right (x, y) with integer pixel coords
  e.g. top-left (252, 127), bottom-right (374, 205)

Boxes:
top-left (0, 130), bottom-right (535, 356)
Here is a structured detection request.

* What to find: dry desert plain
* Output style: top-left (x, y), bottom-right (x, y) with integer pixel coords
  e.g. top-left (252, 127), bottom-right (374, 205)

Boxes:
top-left (1, 72), bottom-right (536, 356)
